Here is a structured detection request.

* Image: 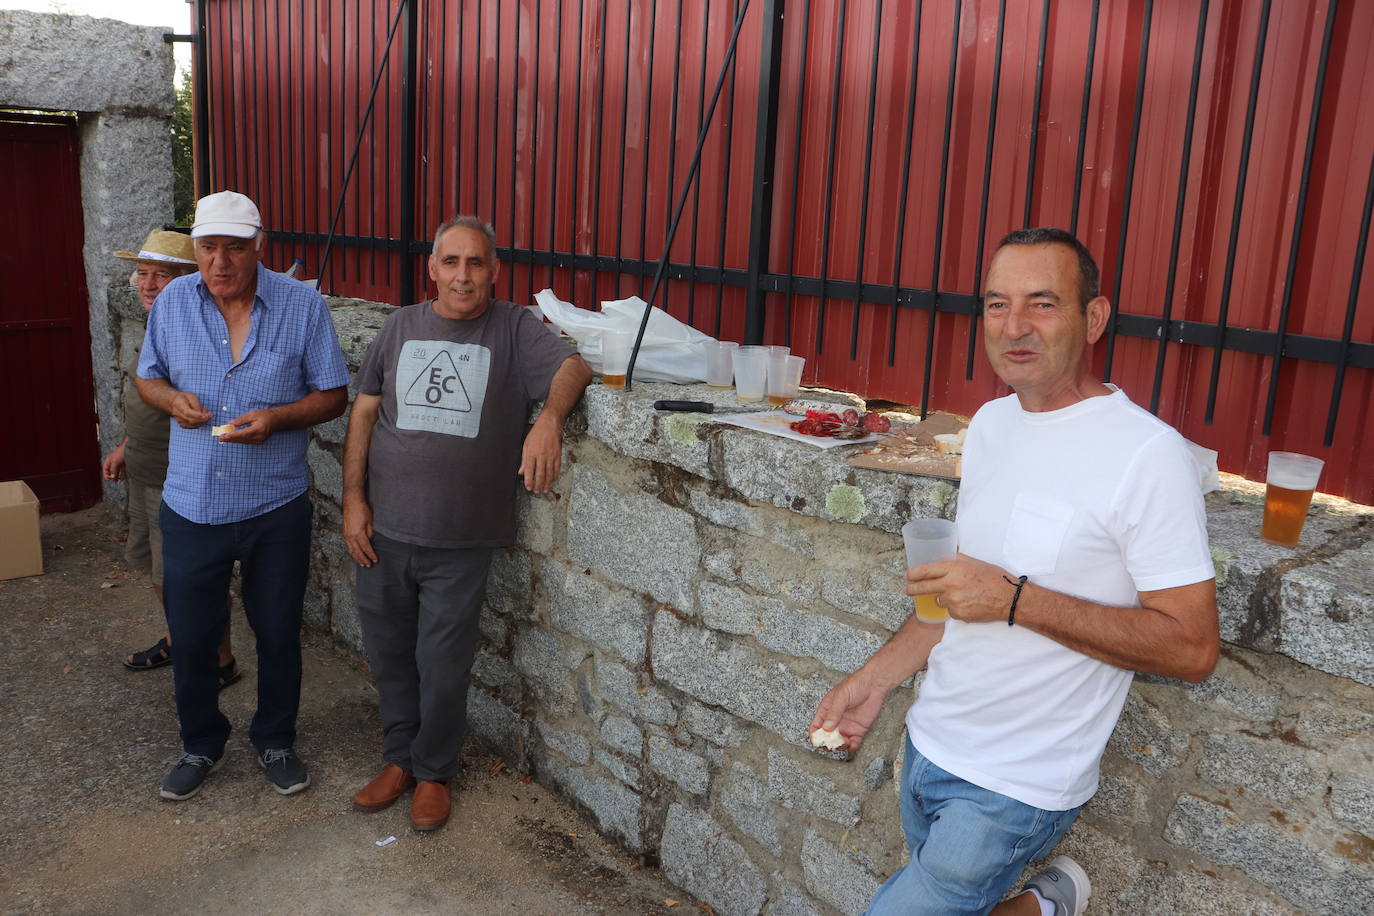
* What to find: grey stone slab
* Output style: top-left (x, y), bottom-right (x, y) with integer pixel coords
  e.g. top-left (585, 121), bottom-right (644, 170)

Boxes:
top-left (801, 830), bottom-right (884, 916)
top-left (515, 490), bottom-right (557, 556)
top-left (1085, 772), bottom-right (1149, 825)
top-left (740, 559), bottom-right (819, 604)
top-left (704, 550), bottom-right (740, 581)
top-left (1280, 548), bottom-right (1374, 687)
top-left (681, 701), bottom-right (752, 748)
top-left (512, 626), bottom-right (587, 708)
top-left (477, 611), bottom-right (509, 649)
top-left (766, 875), bottom-right (824, 916)
top-left (1109, 691), bottom-right (1186, 774)
top-left (567, 465), bottom-right (701, 610)
top-left (1297, 701), bottom-right (1374, 745)
top-left (660, 804), bottom-right (767, 916)
top-left (722, 762), bottom-right (783, 857)
top-left (593, 749), bottom-right (642, 791)
top-left (537, 720), bottom-right (592, 765)
top-left (1185, 654), bottom-right (1283, 722)
top-left (1114, 868), bottom-right (1298, 916)
top-left (1163, 794), bottom-right (1374, 914)
top-left (599, 715), bottom-right (643, 757)
top-left (756, 604), bottom-right (888, 676)
top-left (1199, 734), bottom-right (1324, 804)
top-left (700, 580), bottom-right (774, 635)
top-left (651, 610), bottom-right (835, 748)
top-left (649, 735), bottom-right (710, 795)
top-left (485, 548), bottom-right (533, 618)
top-left (594, 656), bottom-right (678, 726)
top-left (542, 758), bottom-right (642, 851)
top-left (542, 557), bottom-right (650, 665)
top-left (767, 748), bottom-right (861, 827)
top-left (1330, 768), bottom-right (1374, 840)
top-left (466, 687), bottom-right (528, 768)
top-left (689, 489), bottom-right (815, 558)
top-left (306, 440), bottom-right (342, 503)
top-left (822, 574), bottom-right (913, 635)
top-left (578, 383), bottom-right (716, 480)
top-left (863, 756), bottom-right (893, 792)
top-left (326, 303), bottom-right (392, 369)
top-left (471, 650), bottom-right (516, 689)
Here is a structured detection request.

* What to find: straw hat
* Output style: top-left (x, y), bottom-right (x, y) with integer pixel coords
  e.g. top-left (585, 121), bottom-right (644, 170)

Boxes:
top-left (191, 190), bottom-right (262, 239)
top-left (114, 229), bottom-right (197, 265)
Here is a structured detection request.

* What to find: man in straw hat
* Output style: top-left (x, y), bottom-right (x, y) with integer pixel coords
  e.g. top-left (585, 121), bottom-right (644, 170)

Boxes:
top-left (110, 230), bottom-right (237, 688)
top-left (136, 191), bottom-right (349, 801)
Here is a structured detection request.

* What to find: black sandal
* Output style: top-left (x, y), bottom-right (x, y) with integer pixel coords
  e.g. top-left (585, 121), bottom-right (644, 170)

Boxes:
top-left (217, 658), bottom-right (242, 691)
top-left (124, 637), bottom-right (172, 670)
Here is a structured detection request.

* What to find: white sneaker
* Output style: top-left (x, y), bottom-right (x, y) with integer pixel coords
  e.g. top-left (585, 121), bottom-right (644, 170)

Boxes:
top-left (1025, 855), bottom-right (1092, 916)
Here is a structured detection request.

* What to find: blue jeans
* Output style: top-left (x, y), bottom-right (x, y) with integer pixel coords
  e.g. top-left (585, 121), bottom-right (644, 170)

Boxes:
top-left (160, 494), bottom-right (312, 757)
top-left (865, 739), bottom-right (1083, 916)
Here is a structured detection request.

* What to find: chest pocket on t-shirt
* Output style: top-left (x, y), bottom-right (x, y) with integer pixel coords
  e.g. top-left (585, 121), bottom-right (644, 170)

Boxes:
top-left (240, 348), bottom-right (303, 405)
top-left (1002, 493), bottom-right (1075, 576)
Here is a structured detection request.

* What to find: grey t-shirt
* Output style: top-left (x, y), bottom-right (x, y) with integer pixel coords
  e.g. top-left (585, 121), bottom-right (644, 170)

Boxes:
top-left (357, 298), bottom-right (574, 547)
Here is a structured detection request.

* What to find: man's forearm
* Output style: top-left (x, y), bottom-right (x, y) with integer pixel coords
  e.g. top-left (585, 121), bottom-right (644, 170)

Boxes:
top-left (135, 376), bottom-right (178, 415)
top-left (266, 387), bottom-right (349, 431)
top-left (858, 612), bottom-right (944, 693)
top-left (534, 355), bottom-right (593, 427)
top-left (343, 395), bottom-right (381, 500)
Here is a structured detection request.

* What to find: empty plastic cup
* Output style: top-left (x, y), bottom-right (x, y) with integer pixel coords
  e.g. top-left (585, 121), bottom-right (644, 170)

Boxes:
top-left (901, 518), bottom-right (958, 623)
top-left (767, 354), bottom-right (805, 405)
top-left (706, 341), bottom-right (739, 388)
top-left (732, 348), bottom-right (769, 401)
top-left (1260, 451), bottom-right (1324, 546)
top-left (601, 330), bottom-right (632, 388)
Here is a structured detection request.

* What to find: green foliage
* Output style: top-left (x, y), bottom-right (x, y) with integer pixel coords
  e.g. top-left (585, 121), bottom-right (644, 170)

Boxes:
top-left (171, 71), bottom-right (195, 227)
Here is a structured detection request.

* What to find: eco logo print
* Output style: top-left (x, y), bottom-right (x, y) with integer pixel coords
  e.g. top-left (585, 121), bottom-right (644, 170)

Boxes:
top-left (404, 350), bottom-right (473, 412)
top-left (395, 339), bottom-right (490, 438)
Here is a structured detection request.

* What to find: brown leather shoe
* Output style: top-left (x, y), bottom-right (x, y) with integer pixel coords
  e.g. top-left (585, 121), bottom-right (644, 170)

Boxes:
top-left (353, 764), bottom-right (415, 811)
top-left (410, 779), bottom-right (450, 831)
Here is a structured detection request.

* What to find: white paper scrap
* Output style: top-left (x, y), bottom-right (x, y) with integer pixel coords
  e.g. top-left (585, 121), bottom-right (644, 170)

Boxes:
top-left (376, 836), bottom-right (397, 847)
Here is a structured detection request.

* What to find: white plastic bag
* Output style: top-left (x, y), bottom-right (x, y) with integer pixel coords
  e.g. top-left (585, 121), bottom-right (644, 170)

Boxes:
top-left (534, 289), bottom-right (711, 383)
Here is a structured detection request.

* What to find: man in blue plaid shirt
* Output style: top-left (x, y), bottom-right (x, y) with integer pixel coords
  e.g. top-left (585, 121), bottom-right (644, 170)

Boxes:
top-left (136, 191), bottom-right (349, 801)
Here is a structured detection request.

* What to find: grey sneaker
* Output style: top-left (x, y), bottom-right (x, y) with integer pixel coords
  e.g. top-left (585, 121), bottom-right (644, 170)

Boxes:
top-left (259, 747), bottom-right (310, 795)
top-left (160, 752), bottom-right (223, 800)
top-left (1025, 855), bottom-right (1092, 916)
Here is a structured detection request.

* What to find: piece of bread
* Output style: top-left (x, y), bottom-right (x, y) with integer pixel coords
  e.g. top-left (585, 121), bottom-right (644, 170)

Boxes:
top-left (212, 424), bottom-right (233, 438)
top-left (809, 726), bottom-right (846, 751)
top-left (934, 430), bottom-right (965, 455)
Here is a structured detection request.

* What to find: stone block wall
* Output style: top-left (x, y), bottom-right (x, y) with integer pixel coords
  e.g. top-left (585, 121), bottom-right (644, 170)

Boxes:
top-left (109, 299), bottom-right (1374, 914)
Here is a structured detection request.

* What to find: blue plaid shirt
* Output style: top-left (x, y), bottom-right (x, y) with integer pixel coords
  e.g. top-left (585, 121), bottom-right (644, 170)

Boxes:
top-left (137, 264), bottom-right (349, 524)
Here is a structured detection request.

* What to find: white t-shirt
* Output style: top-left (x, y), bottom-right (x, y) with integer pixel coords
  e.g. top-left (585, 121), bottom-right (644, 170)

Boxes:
top-left (906, 388), bottom-right (1214, 811)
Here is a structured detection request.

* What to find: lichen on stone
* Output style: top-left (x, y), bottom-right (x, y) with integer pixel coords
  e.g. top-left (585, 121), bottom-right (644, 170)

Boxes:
top-left (1211, 547), bottom-right (1232, 587)
top-left (826, 485), bottom-right (865, 523)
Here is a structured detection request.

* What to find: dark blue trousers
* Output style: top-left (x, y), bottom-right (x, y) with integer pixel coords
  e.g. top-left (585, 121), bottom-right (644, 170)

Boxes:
top-left (160, 494), bottom-right (312, 757)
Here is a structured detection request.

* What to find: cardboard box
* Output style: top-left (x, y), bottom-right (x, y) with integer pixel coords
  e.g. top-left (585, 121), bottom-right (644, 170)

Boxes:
top-left (0, 480), bottom-right (43, 580)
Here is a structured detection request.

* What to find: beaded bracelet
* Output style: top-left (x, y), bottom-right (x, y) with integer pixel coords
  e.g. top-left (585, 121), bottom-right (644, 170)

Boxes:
top-left (1002, 574), bottom-right (1028, 626)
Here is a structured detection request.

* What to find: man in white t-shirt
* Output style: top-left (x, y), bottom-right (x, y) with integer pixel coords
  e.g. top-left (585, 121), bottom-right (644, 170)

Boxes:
top-left (811, 228), bottom-right (1218, 916)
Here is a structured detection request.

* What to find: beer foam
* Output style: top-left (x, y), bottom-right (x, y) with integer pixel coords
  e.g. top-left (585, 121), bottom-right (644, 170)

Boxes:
top-left (1267, 470), bottom-right (1319, 490)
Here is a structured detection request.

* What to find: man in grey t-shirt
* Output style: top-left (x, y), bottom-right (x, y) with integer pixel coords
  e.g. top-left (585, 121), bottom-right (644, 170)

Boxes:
top-left (343, 216), bottom-right (591, 831)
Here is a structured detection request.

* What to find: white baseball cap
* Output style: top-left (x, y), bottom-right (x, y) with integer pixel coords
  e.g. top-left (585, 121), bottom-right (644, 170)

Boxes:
top-left (191, 191), bottom-right (262, 239)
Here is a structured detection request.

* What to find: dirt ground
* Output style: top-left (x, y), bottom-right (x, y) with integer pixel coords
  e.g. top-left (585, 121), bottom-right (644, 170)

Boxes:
top-left (0, 508), bottom-right (700, 915)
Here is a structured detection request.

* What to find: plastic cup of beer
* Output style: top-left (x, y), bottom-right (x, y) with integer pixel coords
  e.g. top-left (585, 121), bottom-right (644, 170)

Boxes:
top-left (732, 347), bottom-right (769, 401)
top-left (1260, 451), bottom-right (1324, 546)
top-left (601, 330), bottom-right (632, 388)
top-left (901, 518), bottom-right (957, 623)
top-left (767, 355), bottom-right (805, 405)
top-left (706, 341), bottom-right (739, 388)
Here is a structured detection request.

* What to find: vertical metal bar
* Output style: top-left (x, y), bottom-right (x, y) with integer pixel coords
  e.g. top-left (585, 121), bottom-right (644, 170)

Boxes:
top-left (274, 0), bottom-right (285, 261)
top-left (1021, 0), bottom-right (1050, 228)
top-left (886, 0), bottom-right (923, 366)
top-left (614, 2), bottom-right (632, 298)
top-left (528, 0), bottom-right (543, 305)
top-left (473, 0), bottom-right (483, 215)
top-left (383, 0), bottom-right (393, 288)
top-left (1204, 0), bottom-right (1273, 424)
top-left (492, 0), bottom-right (502, 231)
top-left (966, 0), bottom-right (1009, 380)
top-left (454, 0), bottom-right (465, 220)
top-left (1262, 0), bottom-right (1339, 436)
top-left (589, 4), bottom-right (608, 303)
top-left (1069, 0), bottom-right (1100, 236)
top-left (636, 0), bottom-right (659, 299)
top-left (570, 0), bottom-right (584, 300)
top-left (1149, 0), bottom-right (1210, 415)
top-left (918, 0), bottom-right (964, 420)
top-left (625, 0), bottom-right (754, 387)
top-left (399, 0), bottom-right (418, 306)
top-left (547, 0), bottom-right (564, 289)
top-left (813, 0), bottom-right (849, 355)
top-left (1324, 146), bottom-right (1374, 445)
top-left (437, 0), bottom-right (449, 222)
top-left (712, 0), bottom-right (742, 338)
top-left (781, 0), bottom-right (814, 348)
top-left (509, 1), bottom-right (521, 301)
top-left (1101, 0), bottom-right (1155, 381)
top-left (367, 0), bottom-right (378, 285)
top-left (848, 0), bottom-right (884, 361)
top-left (193, 0), bottom-right (211, 195)
top-left (687, 0), bottom-right (711, 326)
top-left (660, 2), bottom-right (686, 314)
top-left (743, 0), bottom-right (786, 347)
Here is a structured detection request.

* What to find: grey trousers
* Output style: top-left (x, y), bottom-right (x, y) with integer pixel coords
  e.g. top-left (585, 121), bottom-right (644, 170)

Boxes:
top-left (356, 532), bottom-right (494, 782)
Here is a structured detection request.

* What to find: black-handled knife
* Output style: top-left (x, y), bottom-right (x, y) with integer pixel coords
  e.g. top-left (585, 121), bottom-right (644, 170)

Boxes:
top-left (653, 400), bottom-right (716, 413)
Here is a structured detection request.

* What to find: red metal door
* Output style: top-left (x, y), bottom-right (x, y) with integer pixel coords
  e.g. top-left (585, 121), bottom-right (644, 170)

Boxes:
top-left (0, 112), bottom-right (102, 513)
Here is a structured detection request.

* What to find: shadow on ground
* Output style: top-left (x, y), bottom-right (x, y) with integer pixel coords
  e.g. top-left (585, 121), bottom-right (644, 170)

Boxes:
top-left (0, 508), bottom-right (697, 915)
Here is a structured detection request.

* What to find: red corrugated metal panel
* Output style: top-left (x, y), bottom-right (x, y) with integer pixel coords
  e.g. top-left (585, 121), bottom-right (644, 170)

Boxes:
top-left (200, 0), bottom-right (1374, 502)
